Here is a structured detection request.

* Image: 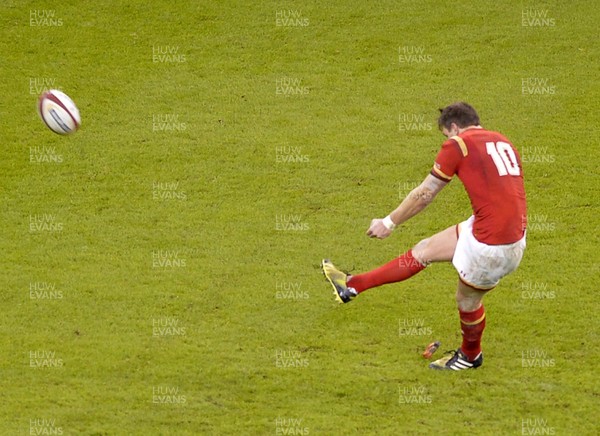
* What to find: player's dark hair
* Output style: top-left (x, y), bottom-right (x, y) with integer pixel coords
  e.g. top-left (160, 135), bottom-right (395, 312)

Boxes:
top-left (437, 102), bottom-right (480, 130)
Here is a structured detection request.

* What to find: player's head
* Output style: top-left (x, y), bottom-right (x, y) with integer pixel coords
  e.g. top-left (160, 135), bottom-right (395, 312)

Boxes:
top-left (438, 102), bottom-right (480, 137)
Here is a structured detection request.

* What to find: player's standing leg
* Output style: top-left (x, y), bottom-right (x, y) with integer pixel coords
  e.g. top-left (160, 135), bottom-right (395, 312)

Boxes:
top-left (456, 281), bottom-right (489, 361)
top-left (429, 280), bottom-right (489, 370)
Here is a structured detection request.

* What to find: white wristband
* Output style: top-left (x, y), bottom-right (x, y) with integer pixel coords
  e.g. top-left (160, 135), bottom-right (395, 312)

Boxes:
top-left (382, 215), bottom-right (396, 231)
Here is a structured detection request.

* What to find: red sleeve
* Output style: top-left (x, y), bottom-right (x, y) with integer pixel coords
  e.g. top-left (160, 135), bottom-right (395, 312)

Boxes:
top-left (431, 138), bottom-right (463, 182)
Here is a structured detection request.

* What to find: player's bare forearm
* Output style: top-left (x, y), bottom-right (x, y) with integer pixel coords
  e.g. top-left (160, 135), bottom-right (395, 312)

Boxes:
top-left (389, 187), bottom-right (433, 226)
top-left (367, 174), bottom-right (447, 239)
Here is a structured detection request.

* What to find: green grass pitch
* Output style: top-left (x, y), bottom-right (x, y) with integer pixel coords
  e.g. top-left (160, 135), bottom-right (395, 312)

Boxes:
top-left (1, 1), bottom-right (598, 434)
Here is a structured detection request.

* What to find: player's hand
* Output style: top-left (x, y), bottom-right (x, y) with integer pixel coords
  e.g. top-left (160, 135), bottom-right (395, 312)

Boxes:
top-left (366, 218), bottom-right (393, 239)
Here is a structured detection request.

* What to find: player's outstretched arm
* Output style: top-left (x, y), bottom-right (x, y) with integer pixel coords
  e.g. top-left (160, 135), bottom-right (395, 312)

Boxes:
top-left (367, 174), bottom-right (448, 239)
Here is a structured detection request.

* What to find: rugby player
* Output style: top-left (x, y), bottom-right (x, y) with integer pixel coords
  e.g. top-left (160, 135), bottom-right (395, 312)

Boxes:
top-left (322, 102), bottom-right (527, 370)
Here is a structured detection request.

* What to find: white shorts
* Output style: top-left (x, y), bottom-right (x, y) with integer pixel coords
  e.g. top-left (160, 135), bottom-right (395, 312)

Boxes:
top-left (452, 216), bottom-right (526, 290)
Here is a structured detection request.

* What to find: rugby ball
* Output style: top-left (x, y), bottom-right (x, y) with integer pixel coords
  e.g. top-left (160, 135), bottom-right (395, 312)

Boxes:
top-left (38, 90), bottom-right (81, 135)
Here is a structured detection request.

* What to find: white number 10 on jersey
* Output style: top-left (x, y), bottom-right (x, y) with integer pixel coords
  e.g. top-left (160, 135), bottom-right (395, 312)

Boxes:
top-left (486, 141), bottom-right (521, 176)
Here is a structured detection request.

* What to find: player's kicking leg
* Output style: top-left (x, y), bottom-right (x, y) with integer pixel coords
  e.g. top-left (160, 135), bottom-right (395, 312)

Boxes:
top-left (321, 225), bottom-right (458, 303)
top-left (321, 259), bottom-right (357, 303)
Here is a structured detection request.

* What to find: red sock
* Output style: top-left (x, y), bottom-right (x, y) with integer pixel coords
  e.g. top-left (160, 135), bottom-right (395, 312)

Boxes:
top-left (346, 250), bottom-right (426, 294)
top-left (459, 305), bottom-right (486, 361)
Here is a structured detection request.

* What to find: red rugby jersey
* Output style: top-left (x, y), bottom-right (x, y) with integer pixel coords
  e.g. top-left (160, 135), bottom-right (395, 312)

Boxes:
top-left (431, 128), bottom-right (527, 245)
